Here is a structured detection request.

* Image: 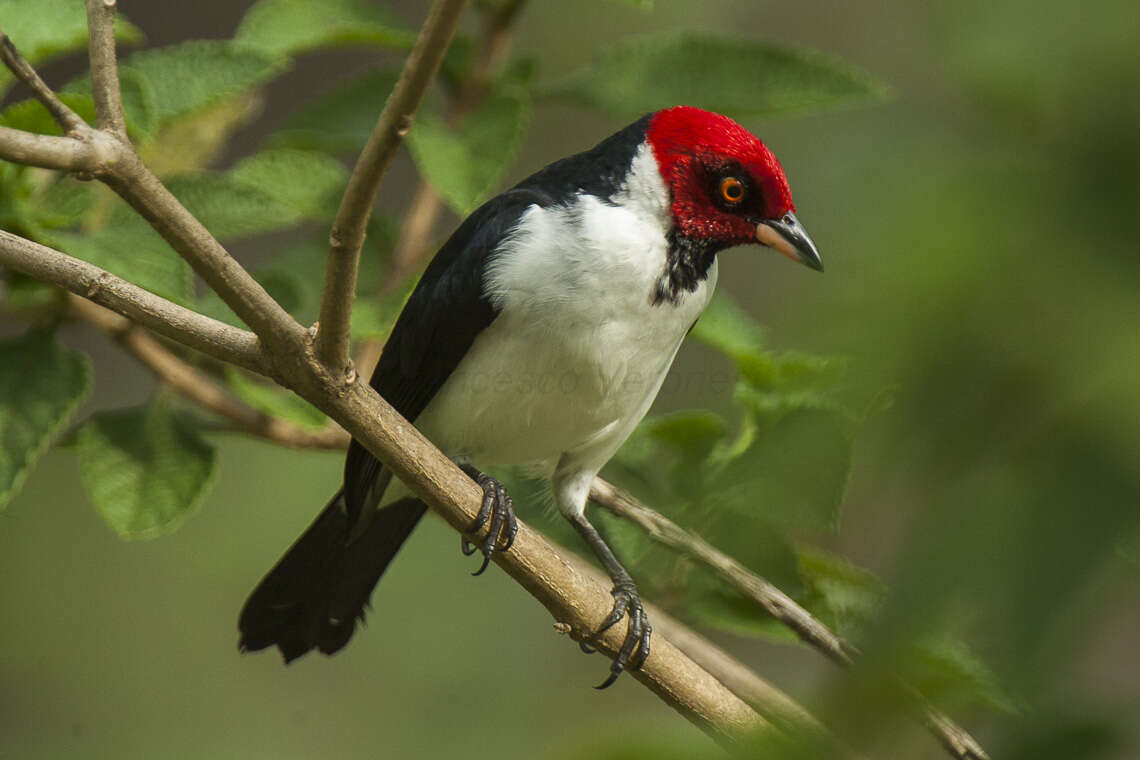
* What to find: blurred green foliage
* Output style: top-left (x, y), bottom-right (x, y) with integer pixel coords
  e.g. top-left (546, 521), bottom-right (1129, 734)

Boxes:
top-left (1, 0), bottom-right (1137, 758)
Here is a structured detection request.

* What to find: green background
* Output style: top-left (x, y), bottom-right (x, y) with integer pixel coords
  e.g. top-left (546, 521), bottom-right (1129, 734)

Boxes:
top-left (2, 0), bottom-right (1138, 757)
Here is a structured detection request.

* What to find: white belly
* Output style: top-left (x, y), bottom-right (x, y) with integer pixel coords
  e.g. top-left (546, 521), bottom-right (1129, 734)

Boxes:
top-left (416, 274), bottom-right (713, 468)
top-left (415, 153), bottom-right (716, 470)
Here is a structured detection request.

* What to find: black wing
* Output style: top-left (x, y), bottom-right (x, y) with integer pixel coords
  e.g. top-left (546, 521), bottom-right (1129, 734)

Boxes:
top-left (342, 189), bottom-right (553, 520)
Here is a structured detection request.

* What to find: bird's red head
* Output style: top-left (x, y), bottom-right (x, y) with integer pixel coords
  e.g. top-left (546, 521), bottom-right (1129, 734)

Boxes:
top-left (646, 106), bottom-right (822, 270)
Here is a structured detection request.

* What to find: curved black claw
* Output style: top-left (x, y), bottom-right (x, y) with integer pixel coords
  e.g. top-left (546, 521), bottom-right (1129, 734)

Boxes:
top-left (592, 580), bottom-right (652, 689)
top-left (458, 466), bottom-right (517, 576)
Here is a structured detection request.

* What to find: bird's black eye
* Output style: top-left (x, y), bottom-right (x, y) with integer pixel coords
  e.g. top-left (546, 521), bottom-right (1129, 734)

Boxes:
top-left (718, 176), bottom-right (746, 205)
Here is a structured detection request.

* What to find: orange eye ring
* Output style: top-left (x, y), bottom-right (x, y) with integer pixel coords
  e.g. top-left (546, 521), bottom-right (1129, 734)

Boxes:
top-left (719, 176), bottom-right (745, 204)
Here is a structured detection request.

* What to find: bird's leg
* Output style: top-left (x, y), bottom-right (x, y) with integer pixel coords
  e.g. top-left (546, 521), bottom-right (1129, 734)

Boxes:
top-left (458, 464), bottom-right (518, 576)
top-left (569, 513), bottom-right (652, 689)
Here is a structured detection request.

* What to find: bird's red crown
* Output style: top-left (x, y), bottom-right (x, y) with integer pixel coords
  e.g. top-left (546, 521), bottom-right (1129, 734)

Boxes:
top-left (646, 106), bottom-right (795, 244)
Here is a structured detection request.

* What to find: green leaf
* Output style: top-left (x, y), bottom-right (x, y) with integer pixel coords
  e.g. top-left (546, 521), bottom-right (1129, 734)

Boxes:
top-left (0, 328), bottom-right (91, 509)
top-left (163, 150), bottom-right (345, 241)
top-left (99, 41), bottom-right (285, 132)
top-left (646, 410), bottom-right (727, 461)
top-left (0, 0), bottom-right (142, 96)
top-left (49, 216), bottom-right (195, 304)
top-left (272, 69), bottom-right (399, 152)
top-left (906, 637), bottom-right (1022, 714)
top-left (225, 369), bottom-right (327, 430)
top-left (0, 93), bottom-right (96, 136)
top-left (165, 174), bottom-right (301, 242)
top-left (228, 148), bottom-right (347, 217)
top-left (29, 175), bottom-right (97, 229)
top-left (541, 32), bottom-right (889, 120)
top-left (137, 94), bottom-right (260, 174)
top-left (407, 86), bottom-right (531, 216)
top-left (716, 406), bottom-right (853, 532)
top-left (234, 0), bottom-right (414, 57)
top-left (796, 545), bottom-right (884, 634)
top-left (686, 590), bottom-right (801, 643)
top-left (690, 292), bottom-right (766, 362)
top-left (77, 400), bottom-right (217, 539)
top-left (114, 67), bottom-right (159, 138)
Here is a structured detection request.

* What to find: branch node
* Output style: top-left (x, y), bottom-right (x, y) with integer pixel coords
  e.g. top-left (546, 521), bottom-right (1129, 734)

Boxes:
top-left (396, 113), bottom-right (415, 137)
top-left (552, 621), bottom-right (572, 635)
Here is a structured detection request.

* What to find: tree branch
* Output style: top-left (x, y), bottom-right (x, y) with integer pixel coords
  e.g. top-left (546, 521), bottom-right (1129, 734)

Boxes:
top-left (0, 126), bottom-right (108, 172)
top-left (589, 477), bottom-right (991, 760)
top-left (315, 0), bottom-right (469, 376)
top-left (0, 31), bottom-right (87, 135)
top-left (85, 0), bottom-right (129, 137)
top-left (386, 0), bottom-right (525, 293)
top-left (99, 151), bottom-right (309, 352)
top-left (0, 229), bottom-right (269, 375)
top-left (552, 542), bottom-right (848, 752)
top-left (69, 296), bottom-right (347, 450)
top-left (0, 26), bottom-right (306, 354)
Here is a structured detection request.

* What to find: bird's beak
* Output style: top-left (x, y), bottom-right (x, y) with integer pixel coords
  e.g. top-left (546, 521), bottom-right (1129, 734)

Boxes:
top-left (755, 212), bottom-right (823, 272)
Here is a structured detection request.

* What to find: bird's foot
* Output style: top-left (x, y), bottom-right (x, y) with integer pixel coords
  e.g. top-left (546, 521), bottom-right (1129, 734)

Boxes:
top-left (587, 578), bottom-right (652, 689)
top-left (458, 466), bottom-right (517, 576)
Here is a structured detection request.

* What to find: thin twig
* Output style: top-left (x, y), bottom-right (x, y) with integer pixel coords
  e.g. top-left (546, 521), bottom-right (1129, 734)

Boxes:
top-left (70, 296), bottom-right (347, 450)
top-left (589, 477), bottom-right (991, 760)
top-left (385, 0), bottom-right (525, 290)
top-left (591, 477), bottom-right (855, 664)
top-left (85, 0), bottom-right (129, 137)
top-left (0, 229), bottom-right (269, 375)
top-left (0, 30), bottom-right (87, 134)
top-left (316, 0), bottom-right (469, 377)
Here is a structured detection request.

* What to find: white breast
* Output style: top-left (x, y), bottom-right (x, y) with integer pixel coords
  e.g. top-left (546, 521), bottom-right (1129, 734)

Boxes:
top-left (415, 143), bottom-right (717, 472)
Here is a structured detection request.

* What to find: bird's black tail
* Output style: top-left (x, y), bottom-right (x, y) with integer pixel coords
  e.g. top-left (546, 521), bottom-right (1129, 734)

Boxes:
top-left (238, 490), bottom-right (426, 662)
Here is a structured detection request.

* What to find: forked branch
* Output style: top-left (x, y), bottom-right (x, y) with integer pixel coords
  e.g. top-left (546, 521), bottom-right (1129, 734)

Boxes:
top-left (0, 18), bottom-right (305, 352)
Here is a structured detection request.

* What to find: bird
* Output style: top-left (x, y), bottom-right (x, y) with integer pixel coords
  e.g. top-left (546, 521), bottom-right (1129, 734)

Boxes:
top-left (238, 105), bottom-right (822, 687)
